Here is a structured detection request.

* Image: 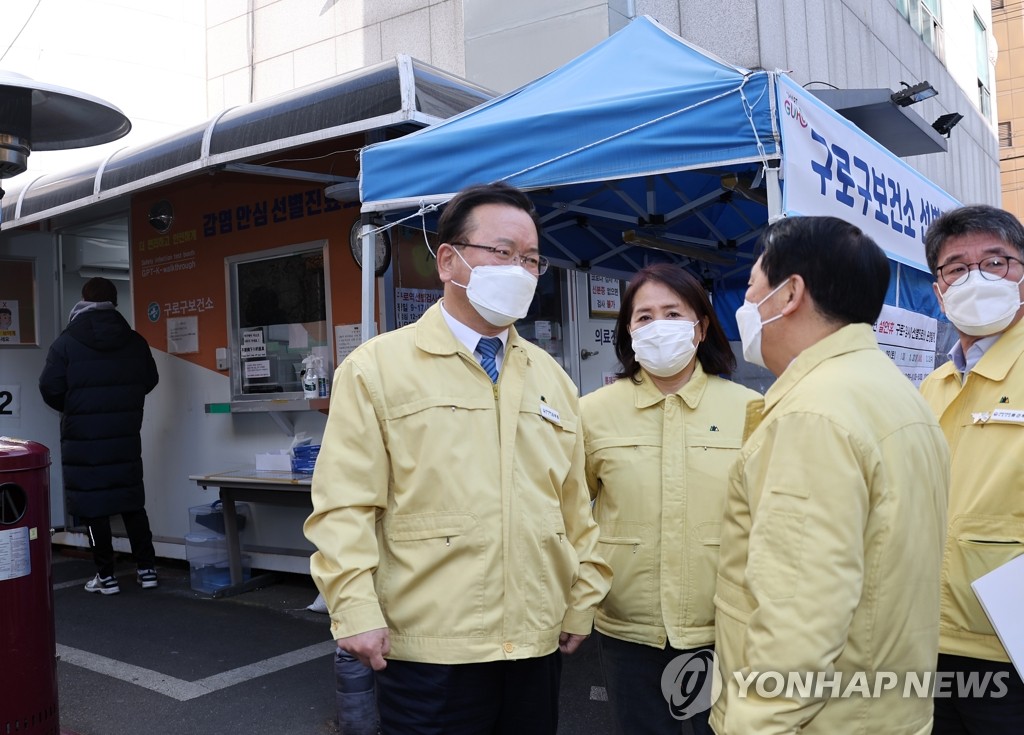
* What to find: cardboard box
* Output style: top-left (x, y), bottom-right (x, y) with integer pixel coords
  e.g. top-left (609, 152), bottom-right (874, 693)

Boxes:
top-left (255, 452), bottom-right (292, 472)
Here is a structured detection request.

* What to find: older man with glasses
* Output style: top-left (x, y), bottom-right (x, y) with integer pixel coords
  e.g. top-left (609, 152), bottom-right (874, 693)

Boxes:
top-left (305, 181), bottom-right (611, 734)
top-left (921, 204), bottom-right (1024, 734)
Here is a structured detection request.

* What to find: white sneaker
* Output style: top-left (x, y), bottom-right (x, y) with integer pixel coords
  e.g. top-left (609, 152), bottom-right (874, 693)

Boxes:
top-left (84, 574), bottom-right (120, 595)
top-left (137, 568), bottom-right (159, 589)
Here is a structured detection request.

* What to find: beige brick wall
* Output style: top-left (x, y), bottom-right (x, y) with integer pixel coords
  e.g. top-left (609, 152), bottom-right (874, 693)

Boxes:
top-left (997, 1), bottom-right (1024, 215)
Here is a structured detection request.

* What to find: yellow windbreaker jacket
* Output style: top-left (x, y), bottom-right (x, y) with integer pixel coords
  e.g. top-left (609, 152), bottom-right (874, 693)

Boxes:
top-left (582, 365), bottom-right (759, 649)
top-left (304, 302), bottom-right (612, 664)
top-left (711, 324), bottom-right (949, 735)
top-left (920, 317), bottom-right (1024, 663)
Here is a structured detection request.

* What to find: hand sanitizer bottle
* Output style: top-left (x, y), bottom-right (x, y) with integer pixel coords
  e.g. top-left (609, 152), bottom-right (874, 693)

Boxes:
top-left (316, 355), bottom-right (331, 398)
top-left (302, 355), bottom-right (318, 399)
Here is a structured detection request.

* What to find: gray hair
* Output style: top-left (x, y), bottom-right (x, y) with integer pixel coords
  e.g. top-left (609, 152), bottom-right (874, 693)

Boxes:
top-left (924, 205), bottom-right (1024, 273)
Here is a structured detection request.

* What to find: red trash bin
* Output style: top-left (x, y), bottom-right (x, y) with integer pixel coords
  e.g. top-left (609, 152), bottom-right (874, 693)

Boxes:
top-left (0, 437), bottom-right (59, 734)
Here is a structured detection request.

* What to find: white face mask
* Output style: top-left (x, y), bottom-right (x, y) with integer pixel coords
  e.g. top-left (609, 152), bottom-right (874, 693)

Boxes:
top-left (452, 248), bottom-right (538, 327)
top-left (735, 279), bottom-right (789, 369)
top-left (940, 269), bottom-right (1024, 337)
top-left (631, 319), bottom-right (698, 378)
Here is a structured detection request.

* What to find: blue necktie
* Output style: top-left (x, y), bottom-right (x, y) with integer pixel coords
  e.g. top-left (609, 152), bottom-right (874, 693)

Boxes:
top-left (477, 337), bottom-right (502, 383)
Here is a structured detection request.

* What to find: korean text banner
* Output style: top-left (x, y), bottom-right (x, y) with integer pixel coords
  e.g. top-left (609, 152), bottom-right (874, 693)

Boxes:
top-left (777, 75), bottom-right (960, 272)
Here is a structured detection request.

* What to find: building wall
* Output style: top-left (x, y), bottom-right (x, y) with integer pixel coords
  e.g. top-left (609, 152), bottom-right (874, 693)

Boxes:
top-left (215, 1), bottom-right (997, 206)
top-left (206, 0), bottom-right (467, 109)
top-left (0, 1), bottom-right (999, 205)
top-left (650, 0), bottom-right (1000, 207)
top-left (994, 1), bottom-right (1024, 217)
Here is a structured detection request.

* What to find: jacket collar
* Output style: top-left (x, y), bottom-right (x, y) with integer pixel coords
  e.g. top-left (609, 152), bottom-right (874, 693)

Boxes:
top-left (762, 322), bottom-right (878, 414)
top-left (965, 317), bottom-right (1024, 382)
top-left (930, 317), bottom-right (1024, 386)
top-left (634, 361), bottom-right (710, 410)
top-left (415, 301), bottom-right (523, 357)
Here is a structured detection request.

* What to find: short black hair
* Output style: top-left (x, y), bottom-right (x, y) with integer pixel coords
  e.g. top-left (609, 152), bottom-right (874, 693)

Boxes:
top-left (758, 216), bottom-right (889, 325)
top-left (436, 182), bottom-right (542, 245)
top-left (924, 204), bottom-right (1024, 273)
top-left (0, 307), bottom-right (10, 316)
top-left (82, 277), bottom-right (118, 306)
top-left (614, 263), bottom-right (736, 381)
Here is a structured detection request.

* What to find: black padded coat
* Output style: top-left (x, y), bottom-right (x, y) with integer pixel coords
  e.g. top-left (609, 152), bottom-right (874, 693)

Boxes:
top-left (38, 308), bottom-right (159, 518)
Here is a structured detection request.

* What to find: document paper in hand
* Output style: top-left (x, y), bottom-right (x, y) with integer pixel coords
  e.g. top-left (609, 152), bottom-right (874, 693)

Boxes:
top-left (971, 552), bottom-right (1024, 681)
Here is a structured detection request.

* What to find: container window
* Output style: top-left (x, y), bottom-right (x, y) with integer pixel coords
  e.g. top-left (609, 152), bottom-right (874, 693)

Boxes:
top-left (227, 241), bottom-right (331, 400)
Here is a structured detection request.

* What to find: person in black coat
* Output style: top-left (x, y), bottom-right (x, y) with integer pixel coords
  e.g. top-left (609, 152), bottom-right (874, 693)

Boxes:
top-left (39, 277), bottom-right (160, 595)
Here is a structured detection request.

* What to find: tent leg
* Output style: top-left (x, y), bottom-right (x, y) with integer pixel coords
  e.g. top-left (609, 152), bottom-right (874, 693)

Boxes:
top-left (765, 166), bottom-right (783, 222)
top-left (360, 223), bottom-right (376, 343)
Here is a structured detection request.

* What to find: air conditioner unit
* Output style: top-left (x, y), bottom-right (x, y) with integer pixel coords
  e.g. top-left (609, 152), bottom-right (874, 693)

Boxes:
top-left (64, 238), bottom-right (129, 272)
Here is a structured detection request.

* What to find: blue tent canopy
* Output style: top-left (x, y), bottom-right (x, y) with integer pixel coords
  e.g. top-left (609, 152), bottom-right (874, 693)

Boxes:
top-left (361, 16), bottom-right (777, 204)
top-left (358, 15), bottom-right (949, 338)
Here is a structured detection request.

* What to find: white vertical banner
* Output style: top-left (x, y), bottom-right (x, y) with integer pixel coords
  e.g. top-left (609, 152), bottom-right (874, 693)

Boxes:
top-left (872, 304), bottom-right (938, 386)
top-left (777, 75), bottom-right (960, 270)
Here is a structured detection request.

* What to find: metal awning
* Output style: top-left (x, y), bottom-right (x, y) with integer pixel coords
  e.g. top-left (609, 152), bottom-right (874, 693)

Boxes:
top-left (809, 88), bottom-right (949, 157)
top-left (1, 56), bottom-right (492, 229)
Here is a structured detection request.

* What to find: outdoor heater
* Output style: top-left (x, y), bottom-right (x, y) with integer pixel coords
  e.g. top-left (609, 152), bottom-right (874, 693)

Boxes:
top-left (0, 71), bottom-right (130, 202)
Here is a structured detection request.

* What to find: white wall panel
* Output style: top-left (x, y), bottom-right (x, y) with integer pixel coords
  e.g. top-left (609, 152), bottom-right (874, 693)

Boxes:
top-left (466, 7), bottom-right (610, 93)
top-left (253, 51), bottom-right (295, 98)
top-left (336, 28), bottom-right (382, 74)
top-left (293, 40), bottom-right (339, 89)
top-left (679, 0), bottom-right (758, 69)
top-left (380, 7), bottom-right (434, 64)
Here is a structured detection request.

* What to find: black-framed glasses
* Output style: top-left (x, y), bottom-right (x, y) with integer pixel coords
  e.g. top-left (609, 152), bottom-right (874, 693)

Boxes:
top-left (450, 241), bottom-right (549, 275)
top-left (936, 255), bottom-right (1024, 287)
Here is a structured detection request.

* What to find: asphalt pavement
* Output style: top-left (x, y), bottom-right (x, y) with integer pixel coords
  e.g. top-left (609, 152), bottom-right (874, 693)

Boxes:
top-left (50, 547), bottom-right (623, 735)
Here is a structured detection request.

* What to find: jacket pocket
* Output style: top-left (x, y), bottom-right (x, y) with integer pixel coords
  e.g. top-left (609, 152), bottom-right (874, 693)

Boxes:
top-left (943, 516), bottom-right (1024, 636)
top-left (687, 434), bottom-right (743, 450)
top-left (378, 512), bottom-right (486, 636)
top-left (597, 521), bottom-right (656, 625)
top-left (387, 511), bottom-right (476, 542)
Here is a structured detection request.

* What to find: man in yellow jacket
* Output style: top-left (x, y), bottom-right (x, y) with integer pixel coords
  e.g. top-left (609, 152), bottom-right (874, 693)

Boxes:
top-left (711, 216), bottom-right (950, 734)
top-left (920, 204), bottom-right (1024, 733)
top-left (304, 182), bottom-right (611, 734)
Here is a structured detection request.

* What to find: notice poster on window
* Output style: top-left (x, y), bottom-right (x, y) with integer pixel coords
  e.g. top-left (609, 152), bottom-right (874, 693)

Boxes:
top-left (0, 258), bottom-right (36, 345)
top-left (589, 275), bottom-right (622, 318)
top-left (0, 300), bottom-right (20, 344)
top-left (240, 329), bottom-right (267, 359)
top-left (244, 360), bottom-right (271, 379)
top-left (167, 316), bottom-right (199, 354)
top-left (872, 304), bottom-right (937, 386)
top-left (335, 324), bottom-right (361, 365)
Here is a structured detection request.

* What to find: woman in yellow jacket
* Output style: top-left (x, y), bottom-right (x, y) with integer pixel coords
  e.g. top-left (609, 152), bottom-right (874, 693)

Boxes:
top-left (582, 264), bottom-right (759, 735)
